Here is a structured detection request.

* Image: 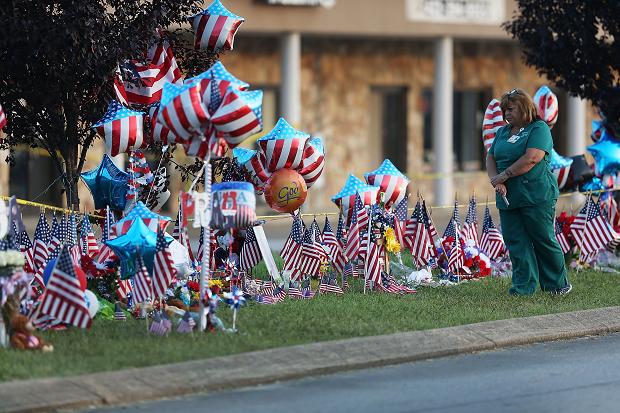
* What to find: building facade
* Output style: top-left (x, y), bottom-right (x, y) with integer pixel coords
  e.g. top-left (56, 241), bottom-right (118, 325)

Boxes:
top-left (1, 0), bottom-right (595, 215)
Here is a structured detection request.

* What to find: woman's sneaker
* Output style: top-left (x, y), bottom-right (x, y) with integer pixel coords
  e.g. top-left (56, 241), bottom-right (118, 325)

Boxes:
top-left (551, 284), bottom-right (572, 295)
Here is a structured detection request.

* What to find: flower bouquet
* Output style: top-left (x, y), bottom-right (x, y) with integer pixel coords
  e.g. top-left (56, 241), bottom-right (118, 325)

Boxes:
top-left (0, 251), bottom-right (25, 278)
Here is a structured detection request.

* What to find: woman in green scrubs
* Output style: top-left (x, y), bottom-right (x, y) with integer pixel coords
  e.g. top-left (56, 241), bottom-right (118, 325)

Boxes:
top-left (486, 89), bottom-right (571, 296)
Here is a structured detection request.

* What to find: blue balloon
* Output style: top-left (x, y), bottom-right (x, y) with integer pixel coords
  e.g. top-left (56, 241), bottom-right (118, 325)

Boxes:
top-left (587, 130), bottom-right (620, 176)
top-left (579, 177), bottom-right (606, 194)
top-left (81, 155), bottom-right (129, 211)
top-left (42, 258), bottom-right (57, 285)
top-left (105, 219), bottom-right (173, 279)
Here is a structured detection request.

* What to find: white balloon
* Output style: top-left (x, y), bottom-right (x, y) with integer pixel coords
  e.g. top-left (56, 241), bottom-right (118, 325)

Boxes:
top-left (84, 290), bottom-right (100, 319)
top-left (167, 238), bottom-right (193, 278)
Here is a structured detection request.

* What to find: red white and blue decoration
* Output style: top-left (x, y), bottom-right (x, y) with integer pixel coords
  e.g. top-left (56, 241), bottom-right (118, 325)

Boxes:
top-left (331, 174), bottom-right (380, 225)
top-left (211, 182), bottom-right (256, 230)
top-left (257, 118), bottom-right (309, 173)
top-left (298, 137), bottom-right (325, 189)
top-left (93, 101), bottom-right (146, 157)
top-left (550, 149), bottom-right (573, 191)
top-left (113, 201), bottom-right (170, 235)
top-left (481, 98), bottom-right (504, 153)
top-left (188, 0), bottom-right (244, 52)
top-left (157, 81), bottom-right (209, 141)
top-left (364, 159), bottom-right (410, 208)
top-left (533, 85), bottom-right (559, 129)
top-left (188, 61), bottom-right (249, 90)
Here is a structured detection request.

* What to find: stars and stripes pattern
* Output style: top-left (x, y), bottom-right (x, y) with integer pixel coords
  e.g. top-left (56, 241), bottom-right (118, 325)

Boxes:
top-left (581, 198), bottom-right (620, 256)
top-left (331, 174), bottom-right (379, 225)
top-left (32, 212), bottom-right (51, 271)
top-left (406, 200), bottom-right (431, 267)
top-left (378, 272), bottom-right (402, 295)
top-left (93, 100), bottom-right (145, 157)
top-left (482, 99), bottom-right (504, 152)
top-left (114, 39), bottom-right (183, 106)
top-left (188, 0), bottom-right (244, 52)
top-left (336, 212), bottom-right (347, 249)
top-left (600, 193), bottom-right (620, 229)
top-left (240, 226), bottom-right (262, 271)
top-left (66, 214), bottom-right (78, 247)
top-left (152, 228), bottom-right (177, 299)
top-left (344, 194), bottom-right (363, 261)
top-left (287, 283), bottom-right (303, 299)
top-left (299, 222), bottom-right (327, 277)
top-left (322, 217), bottom-right (345, 274)
top-left (533, 86), bottom-right (559, 128)
top-left (148, 103), bottom-right (177, 145)
top-left (48, 214), bottom-right (63, 260)
top-left (318, 274), bottom-right (344, 295)
top-left (570, 199), bottom-right (590, 253)
top-left (132, 255), bottom-right (152, 304)
top-left (158, 81), bottom-right (209, 141)
top-left (32, 246), bottom-right (91, 329)
top-left (281, 214), bottom-right (304, 280)
top-left (233, 148), bottom-right (271, 188)
top-left (364, 159), bottom-right (410, 208)
top-left (555, 219), bottom-right (571, 254)
top-left (462, 196), bottom-right (478, 245)
top-left (480, 206), bottom-right (505, 260)
top-left (393, 196), bottom-right (408, 249)
top-left (442, 200), bottom-right (461, 255)
top-left (79, 214), bottom-right (99, 257)
top-left (257, 118), bottom-right (309, 173)
top-left (116, 278), bottom-right (132, 300)
top-left (448, 230), bottom-right (464, 274)
top-left (298, 137), bottom-right (325, 188)
top-left (96, 208), bottom-right (116, 264)
top-left (364, 238), bottom-right (383, 286)
top-left (19, 229), bottom-right (35, 273)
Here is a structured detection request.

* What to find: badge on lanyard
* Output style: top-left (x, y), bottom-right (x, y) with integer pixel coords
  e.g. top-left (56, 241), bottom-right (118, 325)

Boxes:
top-left (507, 127), bottom-right (525, 144)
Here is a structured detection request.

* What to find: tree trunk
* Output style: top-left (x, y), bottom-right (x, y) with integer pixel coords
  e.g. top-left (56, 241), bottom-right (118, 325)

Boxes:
top-left (64, 147), bottom-right (80, 210)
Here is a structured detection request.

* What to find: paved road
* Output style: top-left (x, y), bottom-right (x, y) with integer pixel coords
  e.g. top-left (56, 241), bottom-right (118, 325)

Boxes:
top-left (88, 333), bottom-right (620, 413)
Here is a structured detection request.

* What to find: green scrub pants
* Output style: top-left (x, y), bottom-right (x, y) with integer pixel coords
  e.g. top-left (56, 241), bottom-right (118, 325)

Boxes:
top-left (499, 202), bottom-right (569, 295)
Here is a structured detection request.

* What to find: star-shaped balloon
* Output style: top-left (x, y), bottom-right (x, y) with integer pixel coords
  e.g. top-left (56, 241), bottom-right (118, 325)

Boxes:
top-left (80, 154), bottom-right (130, 211)
top-left (114, 201), bottom-right (171, 235)
top-left (187, 0), bottom-right (244, 52)
top-left (258, 118), bottom-right (310, 173)
top-left (364, 159), bottom-right (410, 208)
top-left (298, 137), bottom-right (325, 188)
top-left (233, 147), bottom-right (271, 190)
top-left (331, 174), bottom-right (380, 224)
top-left (187, 61), bottom-right (250, 90)
top-left (533, 86), bottom-right (559, 129)
top-left (591, 119), bottom-right (605, 142)
top-left (588, 130), bottom-right (620, 176)
top-left (158, 81), bottom-right (209, 141)
top-left (106, 218), bottom-right (172, 279)
top-left (549, 149), bottom-right (573, 191)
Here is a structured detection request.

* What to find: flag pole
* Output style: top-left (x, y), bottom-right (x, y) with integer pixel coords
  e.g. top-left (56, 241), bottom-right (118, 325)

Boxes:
top-left (363, 205), bottom-right (373, 294)
top-left (199, 155), bottom-right (212, 332)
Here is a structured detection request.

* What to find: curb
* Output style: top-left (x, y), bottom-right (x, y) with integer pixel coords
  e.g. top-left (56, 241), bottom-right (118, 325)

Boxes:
top-left (2, 306), bottom-right (620, 413)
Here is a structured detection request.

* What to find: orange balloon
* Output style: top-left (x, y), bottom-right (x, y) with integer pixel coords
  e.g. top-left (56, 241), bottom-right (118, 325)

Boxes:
top-left (264, 169), bottom-right (308, 213)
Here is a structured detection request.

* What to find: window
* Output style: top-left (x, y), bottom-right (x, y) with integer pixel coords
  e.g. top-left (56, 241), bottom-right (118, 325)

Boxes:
top-left (370, 87), bottom-right (408, 173)
top-left (422, 88), bottom-right (491, 171)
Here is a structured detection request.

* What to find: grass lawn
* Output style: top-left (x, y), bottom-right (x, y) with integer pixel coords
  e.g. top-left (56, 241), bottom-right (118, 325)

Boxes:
top-left (1, 266), bottom-right (619, 382)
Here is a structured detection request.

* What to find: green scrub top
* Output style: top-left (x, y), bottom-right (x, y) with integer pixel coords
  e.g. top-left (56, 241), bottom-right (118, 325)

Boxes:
top-left (488, 119), bottom-right (559, 210)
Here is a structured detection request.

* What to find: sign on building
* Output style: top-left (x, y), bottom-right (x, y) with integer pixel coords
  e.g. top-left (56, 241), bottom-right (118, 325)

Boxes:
top-left (406, 0), bottom-right (505, 24)
top-left (259, 0), bottom-right (336, 8)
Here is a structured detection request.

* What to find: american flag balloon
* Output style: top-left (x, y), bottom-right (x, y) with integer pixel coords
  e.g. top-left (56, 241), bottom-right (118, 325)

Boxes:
top-left (148, 103), bottom-right (178, 145)
top-left (93, 101), bottom-right (145, 157)
top-left (482, 98), bottom-right (504, 153)
top-left (549, 148), bottom-right (573, 191)
top-left (331, 174), bottom-right (380, 225)
top-left (258, 118), bottom-right (309, 173)
top-left (298, 137), bottom-right (325, 188)
top-left (188, 61), bottom-right (249, 91)
top-left (114, 201), bottom-right (171, 235)
top-left (158, 81), bottom-right (209, 141)
top-left (181, 127), bottom-right (228, 159)
top-left (188, 0), bottom-right (244, 52)
top-left (364, 159), bottom-right (409, 208)
top-left (233, 147), bottom-right (271, 190)
top-left (533, 86), bottom-right (559, 129)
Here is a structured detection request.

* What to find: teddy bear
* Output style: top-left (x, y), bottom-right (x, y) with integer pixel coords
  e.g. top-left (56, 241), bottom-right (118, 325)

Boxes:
top-left (9, 315), bottom-right (54, 352)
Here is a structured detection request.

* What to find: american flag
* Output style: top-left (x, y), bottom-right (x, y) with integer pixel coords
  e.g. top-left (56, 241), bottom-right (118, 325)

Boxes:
top-left (32, 212), bottom-right (51, 271)
top-left (240, 226), bottom-right (262, 271)
top-left (19, 229), bottom-right (35, 273)
top-left (480, 206), bottom-right (505, 260)
top-left (114, 38), bottom-right (183, 106)
top-left (67, 214), bottom-right (78, 247)
top-left (298, 137), bottom-right (325, 188)
top-left (233, 147), bottom-right (270, 188)
top-left (31, 246), bottom-right (91, 329)
top-left (115, 201), bottom-right (169, 235)
top-left (533, 86), bottom-right (559, 128)
top-left (406, 200), bottom-right (431, 267)
top-left (581, 198), bottom-right (620, 255)
top-left (149, 310), bottom-right (172, 336)
top-left (550, 149), bottom-right (572, 191)
top-left (132, 255), bottom-right (152, 304)
top-left (158, 81), bottom-right (209, 141)
top-left (365, 238), bottom-right (383, 286)
top-left (322, 217), bottom-right (345, 274)
top-left (462, 196), bottom-right (478, 245)
top-left (257, 118), bottom-right (309, 173)
top-left (378, 271), bottom-right (402, 295)
top-left (355, 192), bottom-right (370, 230)
top-left (148, 103), bottom-right (177, 145)
top-left (448, 231), bottom-right (464, 274)
top-left (79, 214), bottom-right (99, 257)
top-left (393, 195), bottom-right (409, 249)
top-left (287, 283), bottom-right (303, 299)
top-left (344, 194), bottom-right (363, 261)
top-left (318, 273), bottom-right (344, 295)
top-left (280, 214), bottom-right (304, 280)
top-left (96, 208), bottom-right (117, 264)
top-left (364, 159), bottom-right (409, 208)
top-left (172, 208), bottom-right (195, 263)
top-left (421, 200), bottom-right (438, 240)
top-left (93, 100), bottom-right (145, 157)
top-left (177, 311), bottom-right (196, 333)
top-left (570, 199), bottom-right (591, 252)
top-left (152, 228), bottom-right (177, 299)
top-left (300, 278), bottom-right (315, 299)
top-left (48, 214), bottom-right (63, 260)
top-left (555, 219), bottom-right (571, 254)
top-left (0, 103), bottom-right (7, 130)
top-left (600, 193), bottom-right (620, 228)
top-left (116, 277), bottom-right (132, 300)
top-left (343, 262), bottom-right (358, 279)
top-left (188, 0), bottom-right (244, 52)
top-left (442, 200), bottom-right (461, 253)
top-left (482, 99), bottom-right (504, 152)
top-left (331, 174), bottom-right (379, 225)
top-left (336, 211), bottom-right (347, 249)
top-left (299, 224), bottom-right (327, 277)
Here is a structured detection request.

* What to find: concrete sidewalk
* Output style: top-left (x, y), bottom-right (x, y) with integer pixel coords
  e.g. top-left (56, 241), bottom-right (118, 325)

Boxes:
top-left (1, 306), bottom-right (620, 413)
